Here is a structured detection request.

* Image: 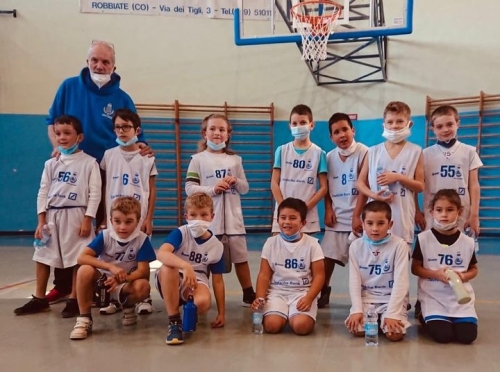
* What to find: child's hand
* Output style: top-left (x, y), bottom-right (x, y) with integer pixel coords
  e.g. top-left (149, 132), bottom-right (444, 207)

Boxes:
top-left (465, 215), bottom-right (480, 237)
top-left (138, 143), bottom-right (155, 158)
top-left (211, 314), bottom-right (225, 328)
top-left (34, 223), bottom-right (46, 240)
top-left (296, 295), bottom-right (313, 312)
top-left (182, 266), bottom-right (198, 290)
top-left (415, 210), bottom-right (426, 231)
top-left (352, 215), bottom-right (363, 236)
top-left (104, 276), bottom-right (120, 292)
top-left (51, 147), bottom-right (61, 159)
top-left (375, 189), bottom-right (394, 203)
top-left (79, 218), bottom-right (92, 237)
top-left (213, 180), bottom-right (230, 194)
top-left (223, 176), bottom-right (237, 185)
top-left (141, 219), bottom-right (153, 236)
top-left (109, 265), bottom-right (127, 283)
top-left (435, 268), bottom-right (449, 284)
top-left (251, 297), bottom-right (266, 311)
top-left (345, 313), bottom-right (364, 334)
top-left (383, 317), bottom-right (404, 334)
top-left (324, 208), bottom-right (337, 228)
top-left (377, 171), bottom-right (400, 186)
top-left (456, 271), bottom-right (468, 283)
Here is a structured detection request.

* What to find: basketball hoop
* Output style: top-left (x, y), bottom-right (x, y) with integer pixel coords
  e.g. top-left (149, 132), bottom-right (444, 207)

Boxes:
top-left (291, 0), bottom-right (342, 62)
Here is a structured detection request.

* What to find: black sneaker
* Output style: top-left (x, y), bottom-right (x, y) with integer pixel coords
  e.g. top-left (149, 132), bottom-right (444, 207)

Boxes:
top-left (318, 286), bottom-right (331, 309)
top-left (14, 296), bottom-right (50, 315)
top-left (414, 300), bottom-right (421, 319)
top-left (242, 291), bottom-right (256, 307)
top-left (61, 299), bottom-right (79, 318)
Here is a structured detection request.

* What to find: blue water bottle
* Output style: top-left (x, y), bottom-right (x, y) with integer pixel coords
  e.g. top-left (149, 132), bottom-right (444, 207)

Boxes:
top-left (182, 294), bottom-right (197, 332)
top-left (33, 224), bottom-right (52, 249)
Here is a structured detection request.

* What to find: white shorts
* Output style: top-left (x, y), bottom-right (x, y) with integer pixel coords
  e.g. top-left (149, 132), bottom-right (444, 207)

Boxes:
top-left (154, 268), bottom-right (209, 301)
top-left (349, 301), bottom-right (411, 334)
top-left (264, 290), bottom-right (318, 321)
top-left (33, 207), bottom-right (95, 268)
top-left (320, 230), bottom-right (350, 265)
top-left (216, 234), bottom-right (249, 263)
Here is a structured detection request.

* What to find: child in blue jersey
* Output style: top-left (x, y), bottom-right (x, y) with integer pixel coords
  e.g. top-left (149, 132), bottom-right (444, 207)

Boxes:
top-left (253, 198), bottom-right (324, 335)
top-left (14, 115), bottom-right (101, 318)
top-left (345, 201), bottom-right (410, 342)
top-left (155, 193), bottom-right (226, 345)
top-left (271, 104), bottom-right (328, 234)
top-left (412, 189), bottom-right (478, 344)
top-left (70, 197), bottom-right (156, 340)
top-left (319, 113), bottom-right (368, 308)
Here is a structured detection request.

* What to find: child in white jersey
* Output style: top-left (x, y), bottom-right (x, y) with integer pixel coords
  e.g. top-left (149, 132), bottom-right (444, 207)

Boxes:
top-left (253, 197), bottom-right (325, 335)
top-left (345, 201), bottom-right (410, 342)
top-left (156, 193), bottom-right (226, 345)
top-left (14, 115), bottom-right (101, 318)
top-left (412, 189), bottom-right (478, 344)
top-left (319, 113), bottom-right (368, 308)
top-left (356, 101), bottom-right (424, 247)
top-left (99, 109), bottom-right (157, 315)
top-left (69, 197), bottom-right (156, 340)
top-left (271, 104), bottom-right (328, 234)
top-left (415, 105), bottom-right (482, 236)
top-left (185, 114), bottom-right (255, 306)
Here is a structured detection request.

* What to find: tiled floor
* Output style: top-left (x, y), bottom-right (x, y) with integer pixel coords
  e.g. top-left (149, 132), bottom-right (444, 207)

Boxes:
top-left (1, 234), bottom-right (499, 372)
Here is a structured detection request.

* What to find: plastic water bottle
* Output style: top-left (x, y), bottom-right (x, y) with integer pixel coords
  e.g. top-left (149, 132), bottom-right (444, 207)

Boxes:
top-left (252, 298), bottom-right (265, 334)
top-left (376, 167), bottom-right (391, 197)
top-left (182, 294), bottom-right (197, 332)
top-left (465, 228), bottom-right (479, 254)
top-left (33, 224), bottom-right (52, 249)
top-left (365, 304), bottom-right (379, 346)
top-left (445, 269), bottom-right (471, 305)
top-left (96, 273), bottom-right (110, 308)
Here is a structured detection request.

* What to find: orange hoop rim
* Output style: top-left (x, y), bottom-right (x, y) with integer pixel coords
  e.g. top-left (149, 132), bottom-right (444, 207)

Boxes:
top-left (291, 0), bottom-right (343, 27)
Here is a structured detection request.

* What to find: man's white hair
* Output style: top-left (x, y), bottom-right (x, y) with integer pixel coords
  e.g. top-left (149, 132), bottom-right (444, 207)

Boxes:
top-left (87, 40), bottom-right (115, 64)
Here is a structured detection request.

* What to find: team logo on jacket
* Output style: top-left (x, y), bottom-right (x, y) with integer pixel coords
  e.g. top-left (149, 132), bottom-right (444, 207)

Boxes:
top-left (455, 252), bottom-right (463, 266)
top-left (299, 258), bottom-right (306, 270)
top-left (103, 103), bottom-right (114, 119)
top-left (306, 160), bottom-right (312, 170)
top-left (70, 172), bottom-right (78, 183)
top-left (203, 252), bottom-right (209, 263)
top-left (127, 250), bottom-right (136, 261)
top-left (383, 259), bottom-right (391, 272)
top-left (456, 168), bottom-right (462, 178)
top-left (133, 172), bottom-right (140, 185)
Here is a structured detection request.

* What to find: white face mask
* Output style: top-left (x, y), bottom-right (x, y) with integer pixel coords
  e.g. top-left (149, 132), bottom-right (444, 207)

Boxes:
top-left (433, 218), bottom-right (458, 231)
top-left (109, 229), bottom-right (140, 244)
top-left (291, 125), bottom-right (311, 140)
top-left (382, 124), bottom-right (411, 143)
top-left (187, 219), bottom-right (212, 238)
top-left (90, 71), bottom-right (111, 88)
top-left (338, 139), bottom-right (357, 157)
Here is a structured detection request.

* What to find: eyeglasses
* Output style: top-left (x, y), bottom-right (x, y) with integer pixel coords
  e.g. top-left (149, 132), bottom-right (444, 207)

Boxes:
top-left (91, 39), bottom-right (115, 50)
top-left (114, 125), bottom-right (134, 133)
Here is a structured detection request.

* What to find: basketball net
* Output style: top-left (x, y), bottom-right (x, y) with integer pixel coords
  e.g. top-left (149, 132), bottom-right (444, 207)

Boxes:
top-left (291, 1), bottom-right (342, 62)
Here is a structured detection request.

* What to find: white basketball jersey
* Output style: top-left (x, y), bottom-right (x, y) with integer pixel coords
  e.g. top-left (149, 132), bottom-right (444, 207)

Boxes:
top-left (261, 234), bottom-right (324, 293)
top-left (367, 142), bottom-right (421, 243)
top-left (101, 147), bottom-right (157, 224)
top-left (277, 142), bottom-right (325, 231)
top-left (186, 151), bottom-right (248, 235)
top-left (349, 236), bottom-right (409, 318)
top-left (423, 142), bottom-right (483, 231)
top-left (99, 230), bottom-right (151, 274)
top-left (175, 225), bottom-right (224, 279)
top-left (326, 143), bottom-right (368, 231)
top-left (416, 230), bottom-right (477, 319)
top-left (42, 152), bottom-right (100, 209)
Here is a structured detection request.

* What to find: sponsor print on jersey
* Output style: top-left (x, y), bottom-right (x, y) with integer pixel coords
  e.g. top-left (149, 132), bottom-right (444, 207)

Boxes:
top-left (458, 187), bottom-right (465, 195)
top-left (133, 193), bottom-right (141, 201)
top-left (68, 192), bottom-right (77, 200)
top-left (352, 188), bottom-right (359, 195)
top-left (307, 177), bottom-right (314, 184)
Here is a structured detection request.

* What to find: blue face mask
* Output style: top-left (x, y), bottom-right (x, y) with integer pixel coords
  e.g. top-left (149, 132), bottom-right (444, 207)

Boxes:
top-left (437, 138), bottom-right (457, 148)
top-left (280, 231), bottom-right (301, 242)
top-left (58, 142), bottom-right (79, 155)
top-left (363, 234), bottom-right (391, 246)
top-left (116, 135), bottom-right (138, 147)
top-left (291, 125), bottom-right (311, 140)
top-left (207, 139), bottom-right (226, 151)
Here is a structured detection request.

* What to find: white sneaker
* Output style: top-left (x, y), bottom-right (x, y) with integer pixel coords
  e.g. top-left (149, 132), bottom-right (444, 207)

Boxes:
top-left (122, 306), bottom-right (137, 326)
top-left (99, 301), bottom-right (122, 315)
top-left (136, 297), bottom-right (154, 315)
top-left (70, 317), bottom-right (93, 340)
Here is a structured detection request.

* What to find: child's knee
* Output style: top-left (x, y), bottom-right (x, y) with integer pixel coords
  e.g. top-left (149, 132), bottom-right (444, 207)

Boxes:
top-left (385, 332), bottom-right (405, 342)
top-left (290, 317), bottom-right (315, 336)
top-left (131, 279), bottom-right (150, 300)
top-left (77, 265), bottom-right (96, 281)
top-left (263, 317), bottom-right (286, 334)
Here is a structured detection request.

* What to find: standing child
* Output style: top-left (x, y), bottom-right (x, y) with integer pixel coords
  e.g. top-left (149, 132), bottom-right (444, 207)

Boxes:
top-left (356, 101), bottom-right (424, 247)
top-left (253, 197), bottom-right (325, 335)
top-left (155, 193), bottom-right (226, 345)
top-left (185, 114), bottom-right (255, 306)
top-left (14, 115), bottom-right (101, 318)
top-left (345, 201), bottom-right (410, 342)
top-left (411, 189), bottom-right (478, 344)
top-left (319, 113), bottom-right (368, 308)
top-left (70, 196), bottom-right (156, 340)
top-left (415, 105), bottom-right (482, 236)
top-left (99, 108), bottom-right (157, 315)
top-left (271, 104), bottom-right (328, 235)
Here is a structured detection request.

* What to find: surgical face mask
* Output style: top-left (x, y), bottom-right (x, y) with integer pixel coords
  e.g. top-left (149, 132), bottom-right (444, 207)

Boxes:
top-left (90, 71), bottom-right (111, 88)
top-left (338, 139), bottom-right (357, 157)
top-left (291, 125), bottom-right (311, 140)
top-left (433, 218), bottom-right (458, 231)
top-left (279, 231), bottom-right (301, 242)
top-left (58, 142), bottom-right (79, 155)
top-left (187, 219), bottom-right (212, 238)
top-left (206, 139), bottom-right (226, 151)
top-left (363, 234), bottom-right (391, 246)
top-left (382, 124), bottom-right (411, 143)
top-left (116, 135), bottom-right (138, 147)
top-left (109, 229), bottom-right (140, 244)
top-left (437, 138), bottom-right (457, 148)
